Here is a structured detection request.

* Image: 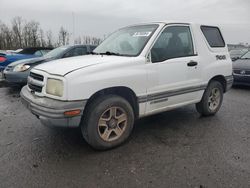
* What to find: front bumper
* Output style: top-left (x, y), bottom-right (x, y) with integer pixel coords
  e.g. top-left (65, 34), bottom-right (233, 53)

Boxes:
top-left (20, 86), bottom-right (87, 128)
top-left (233, 74), bottom-right (250, 86)
top-left (0, 71), bottom-right (3, 81)
top-left (0, 66), bottom-right (6, 72)
top-left (3, 70), bottom-right (29, 85)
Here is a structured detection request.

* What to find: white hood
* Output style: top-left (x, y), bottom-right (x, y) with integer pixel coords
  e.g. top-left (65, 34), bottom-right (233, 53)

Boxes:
top-left (33, 55), bottom-right (133, 76)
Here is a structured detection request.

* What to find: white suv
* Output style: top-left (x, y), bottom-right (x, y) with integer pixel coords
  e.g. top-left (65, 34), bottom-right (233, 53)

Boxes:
top-left (21, 22), bottom-right (233, 150)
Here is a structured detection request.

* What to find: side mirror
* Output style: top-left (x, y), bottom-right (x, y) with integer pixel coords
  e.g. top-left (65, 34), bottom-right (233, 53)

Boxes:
top-left (146, 52), bottom-right (151, 63)
top-left (232, 57), bottom-right (239, 62)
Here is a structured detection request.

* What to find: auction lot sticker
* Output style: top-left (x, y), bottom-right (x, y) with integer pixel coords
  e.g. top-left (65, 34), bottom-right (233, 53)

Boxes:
top-left (133, 31), bottom-right (152, 37)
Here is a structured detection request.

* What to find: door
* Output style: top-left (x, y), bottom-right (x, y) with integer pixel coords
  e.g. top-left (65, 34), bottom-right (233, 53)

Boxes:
top-left (145, 25), bottom-right (203, 114)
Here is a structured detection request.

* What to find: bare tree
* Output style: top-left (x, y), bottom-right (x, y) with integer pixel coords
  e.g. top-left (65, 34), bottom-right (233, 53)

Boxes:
top-left (0, 21), bottom-right (5, 49)
top-left (23, 21), bottom-right (32, 47)
top-left (0, 17), bottom-right (102, 50)
top-left (74, 36), bottom-right (82, 45)
top-left (12, 17), bottom-right (23, 48)
top-left (0, 22), bottom-right (13, 49)
top-left (69, 34), bottom-right (102, 46)
top-left (58, 27), bottom-right (69, 46)
top-left (46, 30), bottom-right (53, 47)
top-left (29, 21), bottom-right (40, 47)
top-left (82, 35), bottom-right (102, 45)
top-left (39, 29), bottom-right (46, 47)
top-left (83, 36), bottom-right (91, 45)
top-left (91, 37), bottom-right (102, 45)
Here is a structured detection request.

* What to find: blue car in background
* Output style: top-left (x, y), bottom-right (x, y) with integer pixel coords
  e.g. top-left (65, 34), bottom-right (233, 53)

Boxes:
top-left (3, 45), bottom-right (96, 85)
top-left (0, 47), bottom-right (53, 71)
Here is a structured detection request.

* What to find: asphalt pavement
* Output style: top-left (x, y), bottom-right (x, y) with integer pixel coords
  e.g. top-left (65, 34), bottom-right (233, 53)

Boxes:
top-left (0, 84), bottom-right (250, 188)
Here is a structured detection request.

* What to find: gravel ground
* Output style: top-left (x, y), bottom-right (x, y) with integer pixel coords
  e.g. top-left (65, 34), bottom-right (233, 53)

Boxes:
top-left (0, 84), bottom-right (250, 188)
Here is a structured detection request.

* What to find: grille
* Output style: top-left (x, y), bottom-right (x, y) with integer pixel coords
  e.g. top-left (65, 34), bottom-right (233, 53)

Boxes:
top-left (28, 72), bottom-right (44, 93)
top-left (5, 66), bottom-right (13, 71)
top-left (6, 66), bottom-right (13, 69)
top-left (28, 83), bottom-right (43, 93)
top-left (233, 69), bottom-right (250, 75)
top-left (30, 72), bottom-right (44, 81)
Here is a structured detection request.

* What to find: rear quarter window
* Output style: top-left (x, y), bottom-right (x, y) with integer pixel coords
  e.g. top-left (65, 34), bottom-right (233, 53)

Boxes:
top-left (201, 26), bottom-right (225, 48)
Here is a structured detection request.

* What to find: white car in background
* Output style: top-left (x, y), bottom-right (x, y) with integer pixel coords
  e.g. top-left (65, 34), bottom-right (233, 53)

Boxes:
top-left (230, 49), bottom-right (248, 61)
top-left (21, 22), bottom-right (233, 150)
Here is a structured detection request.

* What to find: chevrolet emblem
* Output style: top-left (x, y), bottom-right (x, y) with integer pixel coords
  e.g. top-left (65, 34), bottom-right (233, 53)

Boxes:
top-left (240, 70), bottom-right (246, 75)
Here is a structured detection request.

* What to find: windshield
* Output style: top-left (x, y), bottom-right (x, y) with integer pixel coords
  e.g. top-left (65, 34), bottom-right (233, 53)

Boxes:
top-left (241, 51), bottom-right (250, 59)
top-left (44, 46), bottom-right (69, 58)
top-left (94, 24), bottom-right (159, 56)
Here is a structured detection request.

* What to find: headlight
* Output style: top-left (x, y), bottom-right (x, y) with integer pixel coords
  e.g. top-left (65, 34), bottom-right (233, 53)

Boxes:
top-left (13, 64), bottom-right (30, 72)
top-left (46, 78), bottom-right (64, 97)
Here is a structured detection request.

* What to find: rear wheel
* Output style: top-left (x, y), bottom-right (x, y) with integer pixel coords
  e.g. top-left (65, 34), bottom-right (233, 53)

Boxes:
top-left (81, 95), bottom-right (134, 150)
top-left (196, 81), bottom-right (224, 116)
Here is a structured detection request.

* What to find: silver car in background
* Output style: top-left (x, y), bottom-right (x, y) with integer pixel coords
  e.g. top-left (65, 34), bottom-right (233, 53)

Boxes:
top-left (3, 45), bottom-right (96, 85)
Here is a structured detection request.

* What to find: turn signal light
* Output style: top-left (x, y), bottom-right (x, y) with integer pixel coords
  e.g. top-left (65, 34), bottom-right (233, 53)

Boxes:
top-left (64, 110), bottom-right (81, 117)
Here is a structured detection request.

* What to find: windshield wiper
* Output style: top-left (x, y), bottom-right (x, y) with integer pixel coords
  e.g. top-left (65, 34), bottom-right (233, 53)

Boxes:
top-left (100, 51), bottom-right (125, 56)
top-left (88, 51), bottom-right (100, 55)
top-left (241, 58), bottom-right (250, 60)
top-left (89, 51), bottom-right (127, 56)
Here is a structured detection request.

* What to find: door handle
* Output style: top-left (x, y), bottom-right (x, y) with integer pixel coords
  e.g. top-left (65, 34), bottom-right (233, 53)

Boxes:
top-left (187, 61), bottom-right (198, 67)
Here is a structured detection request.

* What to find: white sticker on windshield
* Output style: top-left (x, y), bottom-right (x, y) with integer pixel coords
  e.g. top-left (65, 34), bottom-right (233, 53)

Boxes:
top-left (133, 31), bottom-right (152, 37)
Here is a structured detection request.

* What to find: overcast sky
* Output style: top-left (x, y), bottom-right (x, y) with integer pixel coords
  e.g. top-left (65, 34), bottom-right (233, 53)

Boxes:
top-left (1, 0), bottom-right (250, 44)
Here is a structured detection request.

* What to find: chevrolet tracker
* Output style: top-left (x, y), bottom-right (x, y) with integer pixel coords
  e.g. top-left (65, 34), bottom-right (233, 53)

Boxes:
top-left (20, 22), bottom-right (233, 150)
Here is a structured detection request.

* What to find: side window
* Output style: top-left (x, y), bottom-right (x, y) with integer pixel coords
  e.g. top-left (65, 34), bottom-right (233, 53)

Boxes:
top-left (63, 47), bottom-right (87, 58)
top-left (151, 26), bottom-right (195, 63)
top-left (200, 26), bottom-right (225, 48)
top-left (63, 50), bottom-right (74, 58)
top-left (73, 47), bottom-right (87, 56)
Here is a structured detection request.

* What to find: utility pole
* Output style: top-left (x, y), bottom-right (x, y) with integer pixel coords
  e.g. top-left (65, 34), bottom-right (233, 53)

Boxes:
top-left (72, 12), bottom-right (75, 44)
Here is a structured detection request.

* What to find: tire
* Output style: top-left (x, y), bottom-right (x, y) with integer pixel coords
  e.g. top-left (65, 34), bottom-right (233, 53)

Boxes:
top-left (81, 95), bottom-right (135, 150)
top-left (196, 81), bottom-right (224, 116)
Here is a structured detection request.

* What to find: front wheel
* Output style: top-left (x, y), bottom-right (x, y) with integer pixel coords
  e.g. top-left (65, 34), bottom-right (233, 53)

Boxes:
top-left (196, 81), bottom-right (224, 116)
top-left (81, 95), bottom-right (134, 150)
